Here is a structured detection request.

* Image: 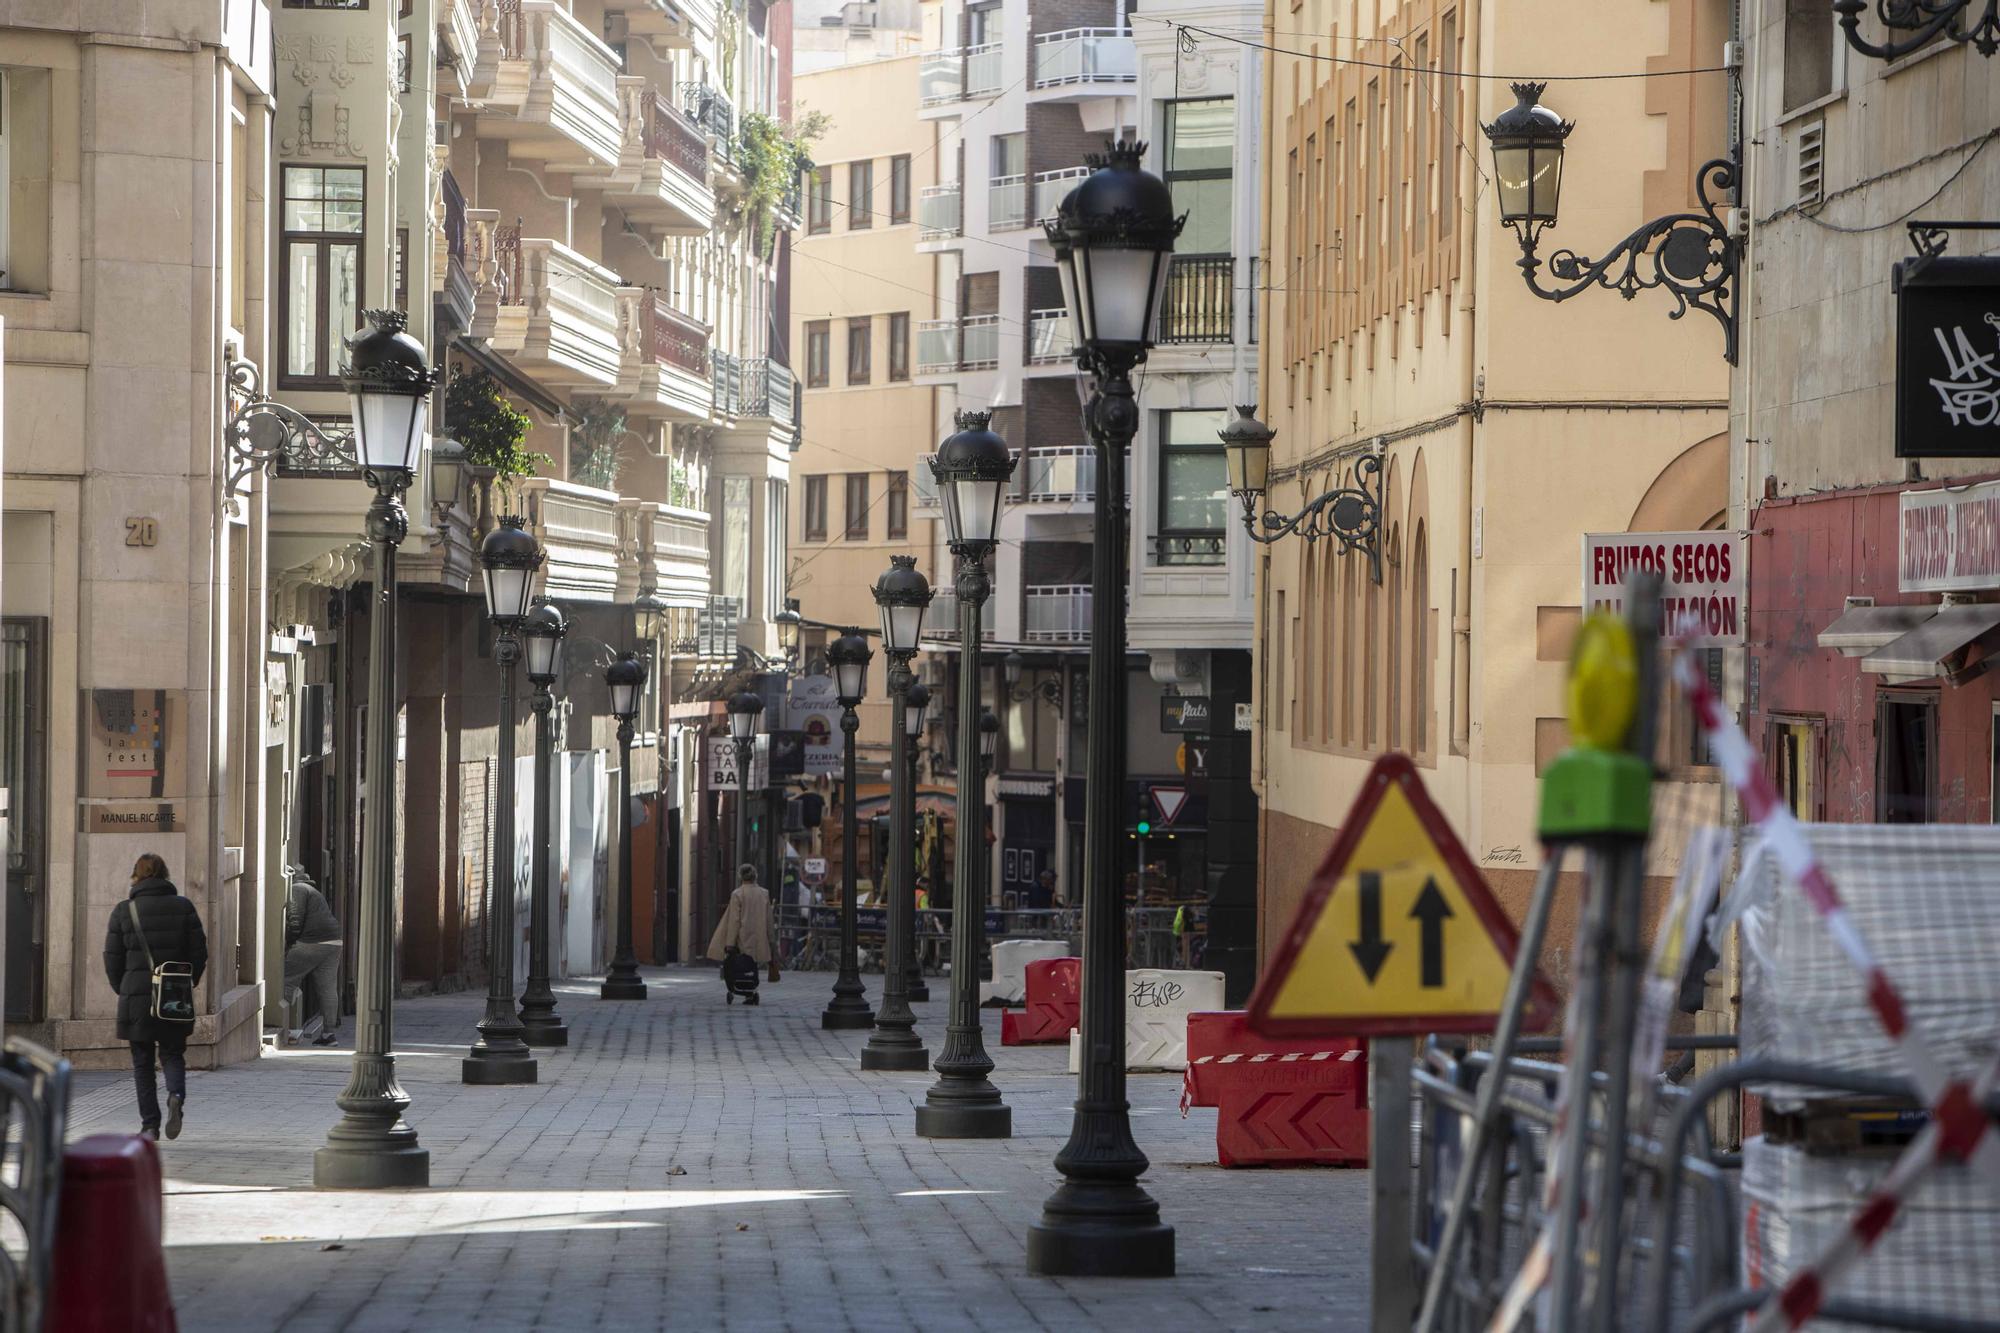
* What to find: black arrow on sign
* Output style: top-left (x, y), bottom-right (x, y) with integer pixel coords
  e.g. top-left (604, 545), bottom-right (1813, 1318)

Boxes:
top-left (1409, 877), bottom-right (1454, 988)
top-left (1348, 871), bottom-right (1393, 982)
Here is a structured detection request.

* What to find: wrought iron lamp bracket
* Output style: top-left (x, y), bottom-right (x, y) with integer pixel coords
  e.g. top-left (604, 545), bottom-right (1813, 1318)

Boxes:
top-left (1513, 157), bottom-right (1742, 364)
top-left (1010, 676), bottom-right (1065, 716)
top-left (222, 354), bottom-right (360, 514)
top-left (1835, 0), bottom-right (2000, 60)
top-left (1239, 451), bottom-right (1386, 583)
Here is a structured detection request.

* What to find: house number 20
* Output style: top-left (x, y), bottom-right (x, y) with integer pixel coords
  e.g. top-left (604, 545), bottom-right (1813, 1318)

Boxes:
top-left (124, 517), bottom-right (159, 547)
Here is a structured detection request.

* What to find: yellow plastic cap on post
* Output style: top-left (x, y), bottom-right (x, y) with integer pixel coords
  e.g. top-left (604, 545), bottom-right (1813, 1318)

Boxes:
top-left (1567, 612), bottom-right (1639, 751)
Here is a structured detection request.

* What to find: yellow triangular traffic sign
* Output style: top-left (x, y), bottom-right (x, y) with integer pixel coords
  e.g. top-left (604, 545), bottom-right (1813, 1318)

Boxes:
top-left (1249, 753), bottom-right (1557, 1037)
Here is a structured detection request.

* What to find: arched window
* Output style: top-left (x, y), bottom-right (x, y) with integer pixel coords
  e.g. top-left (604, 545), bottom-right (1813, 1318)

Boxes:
top-left (1300, 546), bottom-right (1318, 740)
top-left (1340, 540), bottom-right (1358, 746)
top-left (1387, 520), bottom-right (1402, 752)
top-left (1320, 544), bottom-right (1337, 744)
top-left (1364, 537), bottom-right (1380, 750)
top-left (1412, 521), bottom-right (1430, 758)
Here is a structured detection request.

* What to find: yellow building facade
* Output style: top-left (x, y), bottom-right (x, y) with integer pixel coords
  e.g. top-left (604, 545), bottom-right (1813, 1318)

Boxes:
top-left (789, 52), bottom-right (939, 755)
top-left (1254, 0), bottom-right (1734, 976)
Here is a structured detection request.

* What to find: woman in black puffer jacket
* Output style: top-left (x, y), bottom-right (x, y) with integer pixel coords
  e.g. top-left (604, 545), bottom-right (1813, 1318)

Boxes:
top-left (103, 854), bottom-right (207, 1141)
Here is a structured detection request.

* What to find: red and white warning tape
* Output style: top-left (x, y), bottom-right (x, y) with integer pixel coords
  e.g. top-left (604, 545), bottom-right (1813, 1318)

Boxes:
top-left (1179, 1049), bottom-right (1363, 1114)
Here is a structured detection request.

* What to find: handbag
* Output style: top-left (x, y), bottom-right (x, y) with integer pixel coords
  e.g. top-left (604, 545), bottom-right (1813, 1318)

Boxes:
top-left (126, 901), bottom-right (196, 1024)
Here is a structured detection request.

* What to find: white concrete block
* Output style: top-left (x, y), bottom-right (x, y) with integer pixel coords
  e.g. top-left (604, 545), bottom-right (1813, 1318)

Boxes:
top-left (986, 939), bottom-right (1069, 1006)
top-left (1062, 969), bottom-right (1228, 1073)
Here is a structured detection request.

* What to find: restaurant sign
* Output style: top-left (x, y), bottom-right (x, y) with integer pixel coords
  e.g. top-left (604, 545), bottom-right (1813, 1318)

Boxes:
top-left (1900, 477), bottom-right (2000, 593)
top-left (1582, 531), bottom-right (1746, 645)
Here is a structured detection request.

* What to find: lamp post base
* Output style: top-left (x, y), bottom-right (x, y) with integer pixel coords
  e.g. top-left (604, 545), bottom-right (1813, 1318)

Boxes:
top-left (859, 1040), bottom-right (931, 1072)
top-left (1025, 1183), bottom-right (1176, 1277)
top-left (313, 1137), bottom-right (430, 1191)
top-left (914, 1097), bottom-right (1011, 1139)
top-left (461, 1049), bottom-right (538, 1085)
top-left (599, 976), bottom-right (648, 1000)
top-left (519, 1017), bottom-right (569, 1047)
top-left (821, 1000), bottom-right (875, 1030)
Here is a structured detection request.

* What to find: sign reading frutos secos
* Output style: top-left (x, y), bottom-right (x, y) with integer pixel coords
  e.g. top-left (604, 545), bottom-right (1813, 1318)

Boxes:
top-left (1582, 532), bottom-right (1745, 645)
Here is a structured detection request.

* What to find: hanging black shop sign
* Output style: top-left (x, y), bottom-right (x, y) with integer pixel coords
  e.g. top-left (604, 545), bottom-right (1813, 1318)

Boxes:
top-left (1895, 254), bottom-right (2000, 459)
top-left (1160, 694), bottom-right (1211, 733)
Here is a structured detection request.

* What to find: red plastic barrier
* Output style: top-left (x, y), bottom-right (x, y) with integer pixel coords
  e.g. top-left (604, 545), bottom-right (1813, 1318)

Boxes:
top-left (1000, 957), bottom-right (1079, 1046)
top-left (1182, 1011), bottom-right (1368, 1168)
top-left (49, 1134), bottom-right (177, 1332)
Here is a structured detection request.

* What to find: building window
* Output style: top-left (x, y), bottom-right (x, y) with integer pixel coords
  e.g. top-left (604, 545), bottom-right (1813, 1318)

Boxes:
top-left (847, 317), bottom-right (872, 384)
top-left (849, 161), bottom-right (874, 229)
top-left (1163, 99), bottom-right (1233, 254)
top-left (887, 471), bottom-right (909, 539)
top-left (888, 312), bottom-right (910, 381)
top-left (805, 320), bottom-right (830, 387)
top-left (395, 226), bottom-right (409, 313)
top-left (721, 474), bottom-right (753, 608)
top-left (803, 475), bottom-right (829, 542)
top-left (281, 165), bottom-right (365, 387)
top-left (1876, 691), bottom-right (1937, 822)
top-left (1784, 0), bottom-right (1837, 111)
top-left (844, 473), bottom-right (870, 540)
top-left (809, 166), bottom-right (833, 233)
top-left (1156, 410), bottom-right (1229, 566)
top-left (890, 154), bottom-right (912, 224)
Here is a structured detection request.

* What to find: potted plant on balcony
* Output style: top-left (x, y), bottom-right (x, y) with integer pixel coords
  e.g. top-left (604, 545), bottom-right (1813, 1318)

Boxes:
top-left (446, 369), bottom-right (550, 515)
top-left (736, 109), bottom-right (828, 257)
top-left (570, 404), bottom-right (631, 492)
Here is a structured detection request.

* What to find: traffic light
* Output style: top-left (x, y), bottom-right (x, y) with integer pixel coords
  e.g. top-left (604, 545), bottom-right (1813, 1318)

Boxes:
top-left (1135, 788), bottom-right (1151, 837)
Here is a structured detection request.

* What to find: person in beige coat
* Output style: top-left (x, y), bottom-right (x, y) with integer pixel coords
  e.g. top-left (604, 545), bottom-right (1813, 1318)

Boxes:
top-left (708, 864), bottom-right (772, 1003)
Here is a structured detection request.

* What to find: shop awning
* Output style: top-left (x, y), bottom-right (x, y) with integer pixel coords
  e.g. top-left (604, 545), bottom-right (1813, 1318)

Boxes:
top-left (1862, 601), bottom-right (2000, 681)
top-left (1816, 602), bottom-right (1938, 657)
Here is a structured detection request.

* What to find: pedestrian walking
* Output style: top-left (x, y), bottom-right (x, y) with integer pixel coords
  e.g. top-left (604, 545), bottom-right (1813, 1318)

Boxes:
top-left (707, 863), bottom-right (772, 1005)
top-left (103, 853), bottom-right (207, 1142)
top-left (1030, 868), bottom-right (1060, 910)
top-left (282, 868), bottom-right (343, 1046)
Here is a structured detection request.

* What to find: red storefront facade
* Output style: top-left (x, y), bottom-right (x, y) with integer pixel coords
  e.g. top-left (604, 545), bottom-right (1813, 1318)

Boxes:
top-left (1748, 475), bottom-right (2000, 826)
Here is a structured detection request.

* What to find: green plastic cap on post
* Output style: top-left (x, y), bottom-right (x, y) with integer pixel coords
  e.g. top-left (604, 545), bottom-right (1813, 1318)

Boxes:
top-left (1536, 611), bottom-right (1654, 840)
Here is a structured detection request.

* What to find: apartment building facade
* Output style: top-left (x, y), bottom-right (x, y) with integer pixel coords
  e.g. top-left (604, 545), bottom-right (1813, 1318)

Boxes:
top-left (0, 4), bottom-right (276, 1065)
top-left (789, 52), bottom-right (940, 893)
top-left (265, 0), bottom-right (799, 1000)
top-left (1736, 11), bottom-right (2000, 822)
top-left (909, 0), bottom-right (1262, 991)
top-left (1256, 0), bottom-right (1734, 983)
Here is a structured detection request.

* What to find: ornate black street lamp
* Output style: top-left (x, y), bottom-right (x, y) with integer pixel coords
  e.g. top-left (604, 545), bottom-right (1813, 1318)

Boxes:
top-left (464, 517), bottom-right (544, 1084)
top-left (902, 680), bottom-right (932, 1004)
top-left (860, 555), bottom-right (932, 1072)
top-left (314, 309), bottom-right (438, 1190)
top-left (1482, 83), bottom-right (1740, 363)
top-left (1220, 406), bottom-right (1384, 581)
top-left (726, 688), bottom-right (765, 874)
top-left (1836, 0), bottom-right (1999, 59)
top-left (917, 412), bottom-right (1016, 1140)
top-left (601, 652), bottom-right (649, 1000)
top-left (821, 631), bottom-right (875, 1030)
top-left (518, 601), bottom-right (569, 1044)
top-left (1004, 650), bottom-right (1064, 715)
top-left (1027, 142), bottom-right (1179, 1275)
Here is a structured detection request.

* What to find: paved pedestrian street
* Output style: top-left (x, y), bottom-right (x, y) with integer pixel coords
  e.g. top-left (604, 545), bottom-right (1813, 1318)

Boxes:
top-left (66, 967), bottom-right (1372, 1332)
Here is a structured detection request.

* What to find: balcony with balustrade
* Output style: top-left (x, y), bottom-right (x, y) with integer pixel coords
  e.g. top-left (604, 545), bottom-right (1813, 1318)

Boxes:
top-left (1023, 584), bottom-right (1092, 644)
top-left (711, 351), bottom-right (800, 451)
top-left (617, 289), bottom-right (712, 421)
top-left (989, 174), bottom-right (1027, 232)
top-left (470, 220), bottom-right (625, 390)
top-left (597, 80), bottom-right (714, 236)
top-left (915, 314), bottom-right (1000, 377)
top-left (918, 183), bottom-right (963, 248)
top-left (617, 498), bottom-right (712, 610)
top-left (684, 83), bottom-right (741, 187)
top-left (1019, 447), bottom-right (1094, 506)
top-left (1024, 307), bottom-right (1073, 370)
top-left (603, 0), bottom-right (716, 48)
top-left (433, 169), bottom-right (475, 333)
top-left (519, 476), bottom-right (625, 602)
top-left (917, 43), bottom-right (1002, 115)
top-left (923, 586), bottom-right (997, 644)
top-left (1156, 254), bottom-right (1236, 345)
top-left (1029, 28), bottom-right (1135, 102)
top-left (1032, 167), bottom-right (1089, 226)
top-left (439, 0), bottom-right (482, 97)
top-left (470, 0), bottom-right (625, 174)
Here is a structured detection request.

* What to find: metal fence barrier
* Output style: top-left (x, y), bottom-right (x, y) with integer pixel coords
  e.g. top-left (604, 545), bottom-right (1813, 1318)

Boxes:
top-left (0, 1038), bottom-right (70, 1333)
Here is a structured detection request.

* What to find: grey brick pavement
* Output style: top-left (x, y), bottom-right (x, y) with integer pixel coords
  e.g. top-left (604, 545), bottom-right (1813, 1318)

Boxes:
top-left (71, 966), bottom-right (1373, 1332)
